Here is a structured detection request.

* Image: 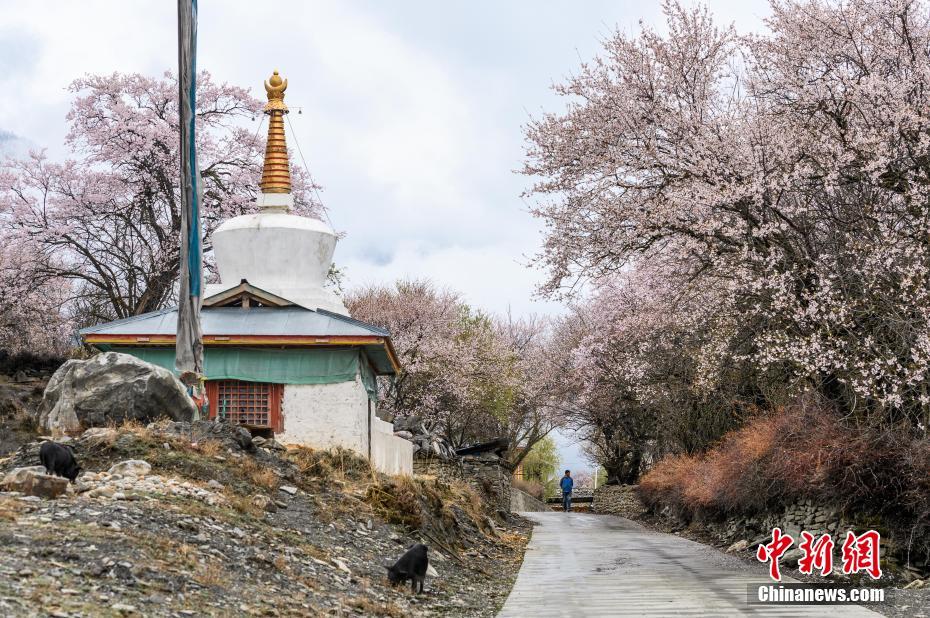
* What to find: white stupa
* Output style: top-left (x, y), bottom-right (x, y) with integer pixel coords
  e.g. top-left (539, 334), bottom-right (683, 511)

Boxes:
top-left (81, 70), bottom-right (413, 475)
top-left (206, 70), bottom-right (348, 315)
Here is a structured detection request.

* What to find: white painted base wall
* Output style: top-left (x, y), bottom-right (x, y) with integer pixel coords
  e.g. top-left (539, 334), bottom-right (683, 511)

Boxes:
top-left (279, 381), bottom-right (368, 452)
top-left (276, 378), bottom-right (412, 475)
top-left (371, 416), bottom-right (414, 476)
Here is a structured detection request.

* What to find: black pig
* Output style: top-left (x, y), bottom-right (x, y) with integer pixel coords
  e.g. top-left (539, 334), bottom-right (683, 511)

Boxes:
top-left (386, 543), bottom-right (428, 594)
top-left (39, 441), bottom-right (82, 483)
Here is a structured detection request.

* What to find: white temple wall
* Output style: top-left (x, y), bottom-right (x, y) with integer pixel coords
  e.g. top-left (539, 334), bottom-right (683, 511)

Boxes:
top-left (277, 377), bottom-right (412, 475)
top-left (371, 416), bottom-right (414, 476)
top-left (279, 380), bottom-right (368, 453)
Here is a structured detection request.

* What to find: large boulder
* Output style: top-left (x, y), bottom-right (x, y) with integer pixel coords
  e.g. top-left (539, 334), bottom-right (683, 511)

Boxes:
top-left (36, 352), bottom-right (196, 434)
top-left (2, 466), bottom-right (47, 491)
top-left (1, 466), bottom-right (69, 498)
top-left (27, 474), bottom-right (70, 499)
top-left (108, 460), bottom-right (152, 477)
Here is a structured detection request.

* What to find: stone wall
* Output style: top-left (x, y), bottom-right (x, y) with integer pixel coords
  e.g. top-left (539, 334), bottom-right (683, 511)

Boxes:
top-left (510, 487), bottom-right (549, 512)
top-left (462, 454), bottom-right (512, 513)
top-left (413, 453), bottom-right (513, 513)
top-left (607, 486), bottom-right (923, 580)
top-left (701, 500), bottom-right (846, 550)
top-left (592, 485), bottom-right (646, 519)
top-left (412, 455), bottom-right (463, 483)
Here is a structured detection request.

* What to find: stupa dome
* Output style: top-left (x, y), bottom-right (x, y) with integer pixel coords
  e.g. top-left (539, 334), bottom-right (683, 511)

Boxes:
top-left (208, 70), bottom-right (348, 315)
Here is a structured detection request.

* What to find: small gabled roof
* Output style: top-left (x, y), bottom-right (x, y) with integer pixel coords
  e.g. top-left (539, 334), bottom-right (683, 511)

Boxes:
top-left (203, 280), bottom-right (296, 308)
top-left (80, 306), bottom-right (398, 374)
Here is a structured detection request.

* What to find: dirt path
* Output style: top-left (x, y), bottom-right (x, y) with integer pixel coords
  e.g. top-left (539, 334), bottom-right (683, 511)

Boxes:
top-left (498, 512), bottom-right (881, 617)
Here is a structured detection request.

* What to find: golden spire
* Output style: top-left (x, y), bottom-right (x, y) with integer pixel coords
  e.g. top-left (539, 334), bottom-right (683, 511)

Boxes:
top-left (260, 70), bottom-right (291, 194)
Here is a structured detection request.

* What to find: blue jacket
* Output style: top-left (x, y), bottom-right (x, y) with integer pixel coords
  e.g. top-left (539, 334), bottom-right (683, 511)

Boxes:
top-left (560, 476), bottom-right (573, 493)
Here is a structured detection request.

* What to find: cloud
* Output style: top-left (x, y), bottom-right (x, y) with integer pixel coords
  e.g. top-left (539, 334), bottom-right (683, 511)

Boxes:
top-left (341, 239), bottom-right (563, 318)
top-left (0, 0), bottom-right (771, 322)
top-left (0, 1), bottom-right (175, 156)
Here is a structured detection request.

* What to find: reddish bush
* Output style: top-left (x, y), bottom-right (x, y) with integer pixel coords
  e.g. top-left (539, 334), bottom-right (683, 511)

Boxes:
top-left (637, 453), bottom-right (703, 518)
top-left (639, 397), bottom-right (930, 543)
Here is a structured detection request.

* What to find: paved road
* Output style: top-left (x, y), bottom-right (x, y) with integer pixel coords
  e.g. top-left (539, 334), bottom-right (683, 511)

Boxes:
top-left (498, 512), bottom-right (882, 617)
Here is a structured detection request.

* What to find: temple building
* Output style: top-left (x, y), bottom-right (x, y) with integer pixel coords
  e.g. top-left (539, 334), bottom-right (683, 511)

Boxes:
top-left (80, 71), bottom-right (413, 475)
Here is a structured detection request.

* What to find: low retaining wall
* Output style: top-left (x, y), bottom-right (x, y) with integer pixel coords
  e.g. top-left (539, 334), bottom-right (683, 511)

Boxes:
top-left (701, 500), bottom-right (846, 549)
top-left (592, 485), bottom-right (646, 519)
top-left (462, 454), bottom-right (512, 513)
top-left (646, 497), bottom-right (921, 578)
top-left (371, 417), bottom-right (413, 475)
top-left (510, 487), bottom-right (549, 512)
top-left (413, 453), bottom-right (512, 512)
top-left (413, 455), bottom-right (463, 482)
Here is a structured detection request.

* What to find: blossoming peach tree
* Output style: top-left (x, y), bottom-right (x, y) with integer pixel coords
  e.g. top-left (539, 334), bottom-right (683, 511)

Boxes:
top-left (0, 71), bottom-right (322, 350)
top-left (524, 0), bottom-right (930, 434)
top-left (346, 279), bottom-right (559, 464)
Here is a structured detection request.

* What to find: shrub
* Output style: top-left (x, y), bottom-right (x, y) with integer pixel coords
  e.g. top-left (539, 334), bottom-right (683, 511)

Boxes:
top-left (638, 395), bottom-right (930, 562)
top-left (513, 478), bottom-right (545, 501)
top-left (0, 350), bottom-right (65, 375)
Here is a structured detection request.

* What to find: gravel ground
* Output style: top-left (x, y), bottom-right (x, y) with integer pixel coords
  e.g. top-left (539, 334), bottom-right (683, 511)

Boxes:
top-left (0, 424), bottom-right (530, 617)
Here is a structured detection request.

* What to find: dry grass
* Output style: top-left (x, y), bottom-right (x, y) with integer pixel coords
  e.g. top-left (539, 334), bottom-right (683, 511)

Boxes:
top-left (497, 530), bottom-right (528, 549)
top-left (299, 543), bottom-right (330, 562)
top-left (367, 476), bottom-right (425, 529)
top-left (175, 542), bottom-right (198, 561)
top-left (0, 495), bottom-right (22, 521)
top-left (449, 481), bottom-right (485, 523)
top-left (288, 446), bottom-right (373, 482)
top-left (112, 418), bottom-right (152, 440)
top-left (192, 559), bottom-right (225, 588)
top-left (195, 439), bottom-right (224, 457)
top-left (222, 490), bottom-right (265, 517)
top-left (346, 596), bottom-right (405, 617)
top-left (366, 474), bottom-right (493, 545)
top-left (119, 527), bottom-right (225, 587)
top-left (238, 456), bottom-right (279, 491)
top-left (12, 409), bottom-right (38, 434)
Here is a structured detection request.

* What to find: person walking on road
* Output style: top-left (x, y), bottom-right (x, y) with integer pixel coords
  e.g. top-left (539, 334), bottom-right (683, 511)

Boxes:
top-left (560, 470), bottom-right (574, 512)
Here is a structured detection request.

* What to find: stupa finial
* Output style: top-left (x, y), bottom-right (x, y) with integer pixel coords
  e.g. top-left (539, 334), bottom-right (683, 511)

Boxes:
top-left (263, 69), bottom-right (288, 112)
top-left (260, 70), bottom-right (291, 195)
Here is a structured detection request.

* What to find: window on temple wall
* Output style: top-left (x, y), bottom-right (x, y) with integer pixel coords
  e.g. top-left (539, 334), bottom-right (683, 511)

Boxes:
top-left (205, 380), bottom-right (284, 433)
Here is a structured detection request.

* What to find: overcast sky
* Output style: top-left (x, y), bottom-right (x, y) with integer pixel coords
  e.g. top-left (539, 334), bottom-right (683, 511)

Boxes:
top-left (0, 0), bottom-right (771, 475)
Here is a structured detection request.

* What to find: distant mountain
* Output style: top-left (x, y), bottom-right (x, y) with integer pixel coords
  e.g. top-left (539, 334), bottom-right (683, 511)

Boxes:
top-left (0, 129), bottom-right (32, 158)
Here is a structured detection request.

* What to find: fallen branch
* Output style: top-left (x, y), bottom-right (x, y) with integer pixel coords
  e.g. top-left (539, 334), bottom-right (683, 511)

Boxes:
top-left (420, 530), bottom-right (490, 576)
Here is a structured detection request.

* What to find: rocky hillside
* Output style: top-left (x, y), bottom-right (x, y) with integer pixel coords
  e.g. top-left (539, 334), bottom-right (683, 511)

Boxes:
top-left (0, 418), bottom-right (529, 617)
top-left (0, 376), bottom-right (47, 458)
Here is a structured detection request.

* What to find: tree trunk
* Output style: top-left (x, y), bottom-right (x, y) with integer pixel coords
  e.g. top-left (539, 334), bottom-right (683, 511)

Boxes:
top-left (602, 449), bottom-right (628, 486)
top-left (621, 449), bottom-right (643, 484)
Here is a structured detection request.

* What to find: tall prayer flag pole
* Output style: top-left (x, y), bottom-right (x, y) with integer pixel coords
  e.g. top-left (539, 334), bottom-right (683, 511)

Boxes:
top-left (176, 0), bottom-right (204, 383)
